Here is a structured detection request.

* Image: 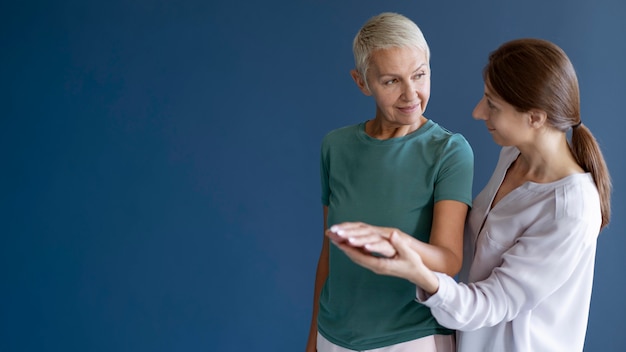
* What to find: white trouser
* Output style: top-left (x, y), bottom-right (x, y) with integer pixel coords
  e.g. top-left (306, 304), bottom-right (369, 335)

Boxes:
top-left (317, 332), bottom-right (455, 352)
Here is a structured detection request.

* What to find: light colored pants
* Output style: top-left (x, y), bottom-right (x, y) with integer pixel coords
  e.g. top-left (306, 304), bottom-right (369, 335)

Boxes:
top-left (317, 332), bottom-right (455, 352)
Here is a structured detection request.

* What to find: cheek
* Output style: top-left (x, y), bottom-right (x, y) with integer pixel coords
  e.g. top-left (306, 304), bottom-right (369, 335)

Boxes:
top-left (418, 82), bottom-right (431, 100)
top-left (372, 91), bottom-right (396, 108)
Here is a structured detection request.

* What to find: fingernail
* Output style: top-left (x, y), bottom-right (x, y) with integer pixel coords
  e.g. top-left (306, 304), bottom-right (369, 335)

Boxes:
top-left (330, 226), bottom-right (344, 236)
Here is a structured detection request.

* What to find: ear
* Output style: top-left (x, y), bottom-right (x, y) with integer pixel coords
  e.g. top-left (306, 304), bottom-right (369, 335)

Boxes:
top-left (351, 69), bottom-right (372, 96)
top-left (528, 109), bottom-right (547, 128)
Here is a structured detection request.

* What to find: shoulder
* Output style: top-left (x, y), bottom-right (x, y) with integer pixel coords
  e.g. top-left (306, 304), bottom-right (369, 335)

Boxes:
top-left (528, 173), bottom-right (601, 242)
top-left (555, 174), bottom-right (601, 221)
top-left (324, 123), bottom-right (361, 139)
top-left (320, 123), bottom-right (364, 160)
top-left (322, 123), bottom-right (361, 146)
top-left (423, 121), bottom-right (473, 154)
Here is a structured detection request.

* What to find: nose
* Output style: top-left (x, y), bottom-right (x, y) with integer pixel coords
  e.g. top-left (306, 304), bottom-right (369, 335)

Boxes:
top-left (402, 81), bottom-right (418, 101)
top-left (472, 98), bottom-right (487, 121)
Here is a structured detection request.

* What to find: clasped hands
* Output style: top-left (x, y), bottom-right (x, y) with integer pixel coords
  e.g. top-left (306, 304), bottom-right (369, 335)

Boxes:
top-left (326, 222), bottom-right (440, 294)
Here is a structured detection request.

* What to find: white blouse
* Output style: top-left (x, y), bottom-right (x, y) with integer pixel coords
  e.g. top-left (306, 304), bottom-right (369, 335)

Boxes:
top-left (417, 146), bottom-right (602, 352)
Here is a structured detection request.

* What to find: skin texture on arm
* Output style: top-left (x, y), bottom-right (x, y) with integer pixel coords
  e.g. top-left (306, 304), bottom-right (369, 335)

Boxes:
top-left (305, 206), bottom-right (329, 352)
top-left (327, 200), bottom-right (467, 276)
top-left (412, 199), bottom-right (467, 275)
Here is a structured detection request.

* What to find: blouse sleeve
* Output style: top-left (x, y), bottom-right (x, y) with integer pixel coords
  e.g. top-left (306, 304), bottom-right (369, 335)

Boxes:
top-left (416, 214), bottom-right (599, 331)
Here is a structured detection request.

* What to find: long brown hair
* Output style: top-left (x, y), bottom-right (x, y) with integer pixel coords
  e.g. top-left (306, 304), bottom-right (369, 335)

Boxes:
top-left (484, 38), bottom-right (611, 229)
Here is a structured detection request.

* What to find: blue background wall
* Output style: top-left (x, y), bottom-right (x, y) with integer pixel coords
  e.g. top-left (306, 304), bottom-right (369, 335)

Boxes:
top-left (1, 0), bottom-right (624, 351)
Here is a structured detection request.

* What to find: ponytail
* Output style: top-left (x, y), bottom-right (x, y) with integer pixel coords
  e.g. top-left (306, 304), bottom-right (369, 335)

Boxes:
top-left (571, 123), bottom-right (612, 229)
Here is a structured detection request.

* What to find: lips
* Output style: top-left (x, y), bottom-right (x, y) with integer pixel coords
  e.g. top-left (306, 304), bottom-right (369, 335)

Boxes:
top-left (397, 104), bottom-right (420, 113)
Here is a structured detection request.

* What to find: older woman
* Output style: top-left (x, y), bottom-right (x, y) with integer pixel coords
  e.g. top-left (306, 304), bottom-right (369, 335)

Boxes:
top-left (306, 12), bottom-right (474, 352)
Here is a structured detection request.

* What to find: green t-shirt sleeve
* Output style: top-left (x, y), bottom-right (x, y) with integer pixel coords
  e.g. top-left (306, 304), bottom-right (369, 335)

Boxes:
top-left (434, 134), bottom-right (474, 207)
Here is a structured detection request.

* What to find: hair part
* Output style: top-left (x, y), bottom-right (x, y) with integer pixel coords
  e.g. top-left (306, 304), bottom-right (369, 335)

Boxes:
top-left (484, 38), bottom-right (611, 229)
top-left (353, 12), bottom-right (430, 85)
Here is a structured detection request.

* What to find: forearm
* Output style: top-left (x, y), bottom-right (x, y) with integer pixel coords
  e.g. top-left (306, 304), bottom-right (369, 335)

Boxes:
top-left (408, 237), bottom-right (462, 276)
top-left (408, 264), bottom-right (440, 295)
top-left (306, 214), bottom-right (330, 352)
top-left (307, 247), bottom-right (328, 343)
top-left (326, 222), bottom-right (463, 276)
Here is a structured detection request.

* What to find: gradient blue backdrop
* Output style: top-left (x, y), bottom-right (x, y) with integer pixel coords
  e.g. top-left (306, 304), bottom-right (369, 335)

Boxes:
top-left (1, 1), bottom-right (624, 351)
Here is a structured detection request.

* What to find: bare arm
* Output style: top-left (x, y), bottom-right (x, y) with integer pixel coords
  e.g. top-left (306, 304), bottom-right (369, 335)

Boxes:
top-left (327, 200), bottom-right (467, 276)
top-left (410, 200), bottom-right (467, 276)
top-left (305, 206), bottom-right (329, 352)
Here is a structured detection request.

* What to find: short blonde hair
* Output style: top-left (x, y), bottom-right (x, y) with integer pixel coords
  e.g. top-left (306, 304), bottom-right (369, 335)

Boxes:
top-left (353, 12), bottom-right (430, 79)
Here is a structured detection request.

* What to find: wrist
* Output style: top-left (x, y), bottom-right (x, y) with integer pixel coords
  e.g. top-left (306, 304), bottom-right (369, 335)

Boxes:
top-left (424, 271), bottom-right (440, 294)
top-left (412, 269), bottom-right (440, 295)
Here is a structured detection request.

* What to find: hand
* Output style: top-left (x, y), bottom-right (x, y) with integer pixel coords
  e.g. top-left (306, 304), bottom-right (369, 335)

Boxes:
top-left (326, 222), bottom-right (397, 258)
top-left (334, 230), bottom-right (440, 294)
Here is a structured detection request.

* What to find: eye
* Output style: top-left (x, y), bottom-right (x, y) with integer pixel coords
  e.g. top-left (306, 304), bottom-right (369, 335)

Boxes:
top-left (486, 99), bottom-right (496, 109)
top-left (413, 72), bottom-right (426, 80)
top-left (384, 79), bottom-right (398, 85)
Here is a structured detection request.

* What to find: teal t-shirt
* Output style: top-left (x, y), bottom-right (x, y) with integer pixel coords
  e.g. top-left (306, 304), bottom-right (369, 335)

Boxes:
top-left (318, 120), bottom-right (474, 350)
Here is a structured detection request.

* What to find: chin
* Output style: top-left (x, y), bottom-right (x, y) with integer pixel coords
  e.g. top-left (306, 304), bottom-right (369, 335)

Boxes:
top-left (491, 138), bottom-right (512, 147)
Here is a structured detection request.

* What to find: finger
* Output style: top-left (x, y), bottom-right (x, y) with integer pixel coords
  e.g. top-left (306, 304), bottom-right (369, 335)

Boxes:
top-left (336, 227), bottom-right (371, 237)
top-left (336, 240), bottom-right (407, 278)
top-left (346, 233), bottom-right (389, 247)
top-left (389, 231), bottom-right (411, 254)
top-left (335, 241), bottom-right (382, 269)
top-left (364, 241), bottom-right (397, 258)
top-left (389, 231), bottom-right (420, 261)
top-left (334, 226), bottom-right (390, 240)
top-left (330, 222), bottom-right (386, 237)
top-left (329, 222), bottom-right (365, 233)
top-left (327, 228), bottom-right (382, 248)
top-left (325, 229), bottom-right (347, 243)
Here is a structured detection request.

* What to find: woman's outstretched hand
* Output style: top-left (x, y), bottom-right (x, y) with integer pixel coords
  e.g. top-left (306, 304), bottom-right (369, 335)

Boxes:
top-left (327, 223), bottom-right (440, 294)
top-left (325, 222), bottom-right (398, 258)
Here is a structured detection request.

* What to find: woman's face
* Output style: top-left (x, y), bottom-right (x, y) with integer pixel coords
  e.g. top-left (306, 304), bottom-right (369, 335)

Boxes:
top-left (472, 85), bottom-right (532, 146)
top-left (356, 46), bottom-right (430, 128)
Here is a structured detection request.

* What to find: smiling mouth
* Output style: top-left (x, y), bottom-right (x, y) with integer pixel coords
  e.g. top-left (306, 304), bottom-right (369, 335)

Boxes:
top-left (398, 104), bottom-right (420, 113)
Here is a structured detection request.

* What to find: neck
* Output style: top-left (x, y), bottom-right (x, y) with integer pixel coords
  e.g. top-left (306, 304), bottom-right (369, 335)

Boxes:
top-left (366, 116), bottom-right (426, 140)
top-left (514, 130), bottom-right (583, 182)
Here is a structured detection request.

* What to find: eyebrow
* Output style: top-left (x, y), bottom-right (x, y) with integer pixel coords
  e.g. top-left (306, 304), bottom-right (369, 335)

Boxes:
top-left (378, 63), bottom-right (428, 77)
top-left (484, 91), bottom-right (497, 100)
top-left (411, 63), bottom-right (428, 73)
top-left (483, 91), bottom-right (504, 106)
